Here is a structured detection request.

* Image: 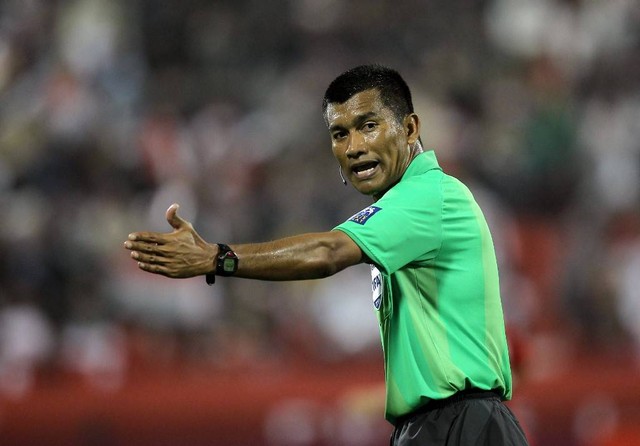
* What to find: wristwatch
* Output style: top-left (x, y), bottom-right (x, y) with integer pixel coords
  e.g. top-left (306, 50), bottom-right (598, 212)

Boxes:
top-left (206, 243), bottom-right (239, 285)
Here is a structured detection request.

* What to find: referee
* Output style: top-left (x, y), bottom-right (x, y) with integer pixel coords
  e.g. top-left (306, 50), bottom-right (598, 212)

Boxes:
top-left (125, 65), bottom-right (529, 446)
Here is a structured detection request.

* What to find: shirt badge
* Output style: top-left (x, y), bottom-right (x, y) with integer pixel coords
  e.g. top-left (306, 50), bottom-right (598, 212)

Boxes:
top-left (348, 206), bottom-right (382, 225)
top-left (370, 265), bottom-right (383, 310)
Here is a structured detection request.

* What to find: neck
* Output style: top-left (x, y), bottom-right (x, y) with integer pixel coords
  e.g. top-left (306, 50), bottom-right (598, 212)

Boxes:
top-left (410, 140), bottom-right (424, 160)
top-left (371, 142), bottom-right (424, 201)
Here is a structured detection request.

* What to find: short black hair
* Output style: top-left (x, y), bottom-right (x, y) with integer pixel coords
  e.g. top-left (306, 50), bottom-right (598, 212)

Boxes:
top-left (322, 64), bottom-right (415, 124)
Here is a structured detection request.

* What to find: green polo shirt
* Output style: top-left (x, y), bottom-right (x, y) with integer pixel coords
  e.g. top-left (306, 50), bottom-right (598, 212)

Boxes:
top-left (334, 150), bottom-right (513, 424)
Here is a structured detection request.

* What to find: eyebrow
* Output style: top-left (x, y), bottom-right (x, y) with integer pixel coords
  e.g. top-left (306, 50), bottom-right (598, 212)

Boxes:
top-left (329, 111), bottom-right (378, 133)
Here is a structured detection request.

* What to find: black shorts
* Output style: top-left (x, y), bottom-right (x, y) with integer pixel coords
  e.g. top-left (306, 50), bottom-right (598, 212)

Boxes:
top-left (390, 391), bottom-right (529, 446)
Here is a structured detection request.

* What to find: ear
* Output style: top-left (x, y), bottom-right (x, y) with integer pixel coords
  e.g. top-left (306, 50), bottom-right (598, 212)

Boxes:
top-left (404, 113), bottom-right (420, 145)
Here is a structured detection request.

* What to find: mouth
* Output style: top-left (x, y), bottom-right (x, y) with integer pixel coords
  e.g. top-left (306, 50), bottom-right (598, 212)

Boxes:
top-left (351, 161), bottom-right (380, 180)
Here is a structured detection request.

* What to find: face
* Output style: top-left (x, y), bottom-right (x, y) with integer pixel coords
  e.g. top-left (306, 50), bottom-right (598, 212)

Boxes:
top-left (325, 89), bottom-right (420, 200)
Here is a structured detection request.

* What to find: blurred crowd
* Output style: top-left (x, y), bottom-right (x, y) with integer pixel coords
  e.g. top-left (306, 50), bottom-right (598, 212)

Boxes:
top-left (0, 0), bottom-right (639, 405)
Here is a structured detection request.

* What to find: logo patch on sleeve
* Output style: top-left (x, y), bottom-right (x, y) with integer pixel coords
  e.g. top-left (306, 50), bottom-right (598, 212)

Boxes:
top-left (348, 206), bottom-right (382, 225)
top-left (370, 265), bottom-right (383, 310)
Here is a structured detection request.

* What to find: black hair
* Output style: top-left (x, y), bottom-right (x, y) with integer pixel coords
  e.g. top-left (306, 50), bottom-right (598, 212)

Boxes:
top-left (322, 64), bottom-right (415, 124)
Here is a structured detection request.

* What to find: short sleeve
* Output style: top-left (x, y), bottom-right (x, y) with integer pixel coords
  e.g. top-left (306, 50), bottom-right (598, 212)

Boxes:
top-left (333, 172), bottom-right (443, 275)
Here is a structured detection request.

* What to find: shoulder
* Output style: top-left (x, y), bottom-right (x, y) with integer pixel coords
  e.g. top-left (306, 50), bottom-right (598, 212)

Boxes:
top-left (381, 167), bottom-right (444, 206)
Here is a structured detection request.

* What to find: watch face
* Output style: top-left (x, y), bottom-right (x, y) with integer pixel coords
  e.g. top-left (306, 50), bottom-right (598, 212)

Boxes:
top-left (222, 257), bottom-right (236, 273)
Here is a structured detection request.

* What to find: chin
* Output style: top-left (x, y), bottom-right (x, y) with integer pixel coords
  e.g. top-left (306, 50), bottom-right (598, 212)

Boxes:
top-left (353, 184), bottom-right (382, 198)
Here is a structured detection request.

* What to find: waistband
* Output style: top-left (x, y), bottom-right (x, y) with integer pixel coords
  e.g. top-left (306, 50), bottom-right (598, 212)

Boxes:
top-left (394, 389), bottom-right (502, 426)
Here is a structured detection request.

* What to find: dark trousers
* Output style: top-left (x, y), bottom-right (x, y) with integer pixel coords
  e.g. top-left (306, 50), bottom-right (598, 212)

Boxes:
top-left (390, 391), bottom-right (529, 446)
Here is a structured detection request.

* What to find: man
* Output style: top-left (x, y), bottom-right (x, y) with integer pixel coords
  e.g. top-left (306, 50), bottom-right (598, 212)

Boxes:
top-left (124, 65), bottom-right (529, 445)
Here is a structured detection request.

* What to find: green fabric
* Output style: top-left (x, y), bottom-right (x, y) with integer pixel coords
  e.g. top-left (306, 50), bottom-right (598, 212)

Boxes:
top-left (334, 150), bottom-right (513, 423)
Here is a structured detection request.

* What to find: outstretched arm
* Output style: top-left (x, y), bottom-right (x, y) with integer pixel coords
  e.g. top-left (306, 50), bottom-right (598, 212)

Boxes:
top-left (124, 203), bottom-right (364, 281)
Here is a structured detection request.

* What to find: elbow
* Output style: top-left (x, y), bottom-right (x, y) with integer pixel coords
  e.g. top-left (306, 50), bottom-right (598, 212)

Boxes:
top-left (305, 238), bottom-right (354, 279)
top-left (299, 252), bottom-right (341, 279)
top-left (283, 231), bottom-right (361, 280)
top-left (316, 258), bottom-right (342, 279)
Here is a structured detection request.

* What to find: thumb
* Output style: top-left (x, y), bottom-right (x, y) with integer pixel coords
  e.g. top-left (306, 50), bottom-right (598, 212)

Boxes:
top-left (166, 203), bottom-right (190, 230)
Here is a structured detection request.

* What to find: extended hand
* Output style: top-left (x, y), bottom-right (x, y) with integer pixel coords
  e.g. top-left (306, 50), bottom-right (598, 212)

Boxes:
top-left (124, 204), bottom-right (216, 278)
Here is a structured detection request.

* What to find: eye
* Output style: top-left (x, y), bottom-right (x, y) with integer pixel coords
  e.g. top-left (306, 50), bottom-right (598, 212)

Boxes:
top-left (362, 121), bottom-right (377, 132)
top-left (332, 130), bottom-right (347, 141)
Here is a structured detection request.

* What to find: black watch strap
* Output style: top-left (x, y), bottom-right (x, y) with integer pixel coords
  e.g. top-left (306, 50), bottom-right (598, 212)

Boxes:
top-left (206, 243), bottom-right (239, 285)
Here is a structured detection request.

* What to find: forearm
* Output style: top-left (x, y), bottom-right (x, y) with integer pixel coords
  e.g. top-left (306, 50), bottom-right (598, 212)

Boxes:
top-left (125, 204), bottom-right (363, 281)
top-left (229, 231), bottom-right (363, 281)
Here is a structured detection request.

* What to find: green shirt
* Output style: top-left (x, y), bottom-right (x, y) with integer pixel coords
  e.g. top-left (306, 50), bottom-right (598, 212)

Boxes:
top-left (334, 150), bottom-right (513, 423)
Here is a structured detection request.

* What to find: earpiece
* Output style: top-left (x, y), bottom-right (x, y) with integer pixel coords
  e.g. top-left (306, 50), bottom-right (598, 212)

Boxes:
top-left (339, 166), bottom-right (347, 186)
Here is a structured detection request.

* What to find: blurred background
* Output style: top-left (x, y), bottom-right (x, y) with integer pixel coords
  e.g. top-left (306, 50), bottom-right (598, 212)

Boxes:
top-left (0, 0), bottom-right (639, 444)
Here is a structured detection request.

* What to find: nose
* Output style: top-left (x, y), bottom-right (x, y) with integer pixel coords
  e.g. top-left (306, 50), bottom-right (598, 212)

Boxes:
top-left (346, 132), bottom-right (366, 158)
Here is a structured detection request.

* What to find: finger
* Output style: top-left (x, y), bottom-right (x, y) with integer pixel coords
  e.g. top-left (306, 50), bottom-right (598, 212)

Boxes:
top-left (130, 251), bottom-right (169, 265)
top-left (127, 242), bottom-right (177, 259)
top-left (124, 241), bottom-right (162, 254)
top-left (127, 232), bottom-right (168, 244)
top-left (137, 261), bottom-right (171, 277)
top-left (124, 241), bottom-right (168, 259)
top-left (166, 203), bottom-right (191, 231)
